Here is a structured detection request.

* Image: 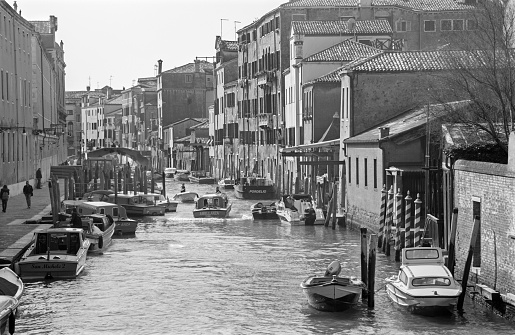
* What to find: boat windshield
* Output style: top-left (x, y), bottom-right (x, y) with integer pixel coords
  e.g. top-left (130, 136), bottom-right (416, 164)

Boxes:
top-left (412, 277), bottom-right (451, 286)
top-left (405, 249), bottom-right (440, 260)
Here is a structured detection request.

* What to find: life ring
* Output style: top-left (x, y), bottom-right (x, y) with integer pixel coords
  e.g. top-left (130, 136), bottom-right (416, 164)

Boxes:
top-left (98, 236), bottom-right (104, 249)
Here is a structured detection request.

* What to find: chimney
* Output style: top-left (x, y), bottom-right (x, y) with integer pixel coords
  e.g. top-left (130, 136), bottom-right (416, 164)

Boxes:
top-left (158, 59), bottom-right (163, 74)
top-left (508, 132), bottom-right (515, 172)
top-left (347, 17), bottom-right (356, 31)
top-left (194, 59), bottom-right (200, 73)
top-left (50, 15), bottom-right (58, 32)
top-left (379, 127), bottom-right (390, 139)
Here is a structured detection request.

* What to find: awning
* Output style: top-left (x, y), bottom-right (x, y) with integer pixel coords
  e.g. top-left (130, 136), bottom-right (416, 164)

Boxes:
top-left (279, 139), bottom-right (339, 153)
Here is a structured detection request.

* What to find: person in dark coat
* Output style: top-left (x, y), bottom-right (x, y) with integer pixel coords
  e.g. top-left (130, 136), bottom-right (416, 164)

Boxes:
top-left (70, 209), bottom-right (82, 228)
top-left (180, 184), bottom-right (186, 193)
top-left (23, 181), bottom-right (34, 209)
top-left (0, 185), bottom-right (9, 213)
top-left (36, 168), bottom-right (42, 189)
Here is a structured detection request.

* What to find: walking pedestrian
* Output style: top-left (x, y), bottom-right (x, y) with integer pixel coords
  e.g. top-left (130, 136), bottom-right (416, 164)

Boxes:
top-left (36, 168), bottom-right (42, 189)
top-left (23, 181), bottom-right (34, 209)
top-left (0, 185), bottom-right (9, 213)
top-left (181, 183), bottom-right (186, 193)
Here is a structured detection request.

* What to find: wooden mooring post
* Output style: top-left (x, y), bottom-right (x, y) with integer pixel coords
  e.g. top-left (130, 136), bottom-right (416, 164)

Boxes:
top-left (447, 208), bottom-right (459, 275)
top-left (361, 228), bottom-right (368, 301)
top-left (368, 234), bottom-right (377, 309)
top-left (457, 215), bottom-right (480, 311)
top-left (385, 186), bottom-right (394, 256)
top-left (394, 189), bottom-right (403, 262)
top-left (378, 185), bottom-right (387, 249)
top-left (331, 182), bottom-right (337, 229)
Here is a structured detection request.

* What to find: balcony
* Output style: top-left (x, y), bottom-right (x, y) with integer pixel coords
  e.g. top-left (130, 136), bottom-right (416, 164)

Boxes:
top-left (258, 113), bottom-right (273, 129)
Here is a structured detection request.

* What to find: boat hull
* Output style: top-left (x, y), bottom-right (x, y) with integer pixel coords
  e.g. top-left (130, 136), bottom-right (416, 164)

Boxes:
top-left (251, 203), bottom-right (278, 220)
top-left (189, 176), bottom-right (215, 184)
top-left (301, 276), bottom-right (364, 312)
top-left (157, 200), bottom-right (178, 212)
top-left (16, 255), bottom-right (88, 281)
top-left (234, 185), bottom-right (276, 200)
top-left (193, 204), bottom-right (232, 218)
top-left (385, 282), bottom-right (460, 314)
top-left (122, 204), bottom-right (165, 216)
top-left (114, 219), bottom-right (138, 235)
top-left (174, 172), bottom-right (190, 181)
top-left (173, 192), bottom-right (198, 203)
top-left (277, 208), bottom-right (325, 225)
top-left (85, 223), bottom-right (115, 254)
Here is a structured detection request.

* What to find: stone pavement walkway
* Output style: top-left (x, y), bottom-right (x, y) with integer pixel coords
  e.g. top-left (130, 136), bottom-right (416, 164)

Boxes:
top-left (0, 182), bottom-right (65, 264)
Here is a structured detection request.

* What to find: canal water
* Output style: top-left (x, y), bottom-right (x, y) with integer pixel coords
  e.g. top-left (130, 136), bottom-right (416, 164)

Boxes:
top-left (13, 179), bottom-right (515, 334)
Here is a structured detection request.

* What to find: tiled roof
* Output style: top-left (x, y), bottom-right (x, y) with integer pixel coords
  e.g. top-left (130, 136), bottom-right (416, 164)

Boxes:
top-left (163, 61), bottom-right (213, 74)
top-left (30, 21), bottom-right (52, 34)
top-left (106, 95), bottom-right (123, 105)
top-left (292, 20), bottom-right (392, 35)
top-left (220, 40), bottom-right (238, 51)
top-left (345, 100), bottom-right (472, 143)
top-left (283, 0), bottom-right (475, 11)
top-left (65, 91), bottom-right (105, 99)
top-left (304, 39), bottom-right (381, 62)
top-left (309, 67), bottom-right (343, 83)
top-left (442, 123), bottom-right (505, 148)
top-left (345, 50), bottom-right (474, 73)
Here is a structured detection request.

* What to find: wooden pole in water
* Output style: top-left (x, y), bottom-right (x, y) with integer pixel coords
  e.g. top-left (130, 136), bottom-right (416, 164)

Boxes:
top-left (385, 186), bottom-right (394, 256)
top-left (378, 185), bottom-right (387, 249)
top-left (162, 171), bottom-right (166, 196)
top-left (414, 194), bottom-right (422, 247)
top-left (457, 215), bottom-right (481, 311)
top-left (361, 227), bottom-right (368, 300)
top-left (447, 208), bottom-right (459, 275)
top-left (325, 191), bottom-right (333, 227)
top-left (331, 182), bottom-right (337, 229)
top-left (368, 234), bottom-right (377, 309)
top-left (395, 189), bottom-right (403, 261)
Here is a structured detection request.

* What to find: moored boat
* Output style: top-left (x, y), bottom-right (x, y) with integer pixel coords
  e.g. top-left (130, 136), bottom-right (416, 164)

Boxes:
top-left (80, 215), bottom-right (115, 253)
top-left (15, 227), bottom-right (90, 280)
top-left (189, 171), bottom-right (215, 184)
top-left (164, 167), bottom-right (176, 178)
top-left (218, 178), bottom-right (235, 190)
top-left (385, 247), bottom-right (462, 314)
top-left (234, 176), bottom-right (277, 200)
top-left (75, 201), bottom-right (138, 236)
top-left (276, 194), bottom-right (325, 225)
top-left (172, 191), bottom-right (199, 203)
top-left (251, 202), bottom-right (278, 220)
top-left (107, 193), bottom-right (165, 216)
top-left (141, 192), bottom-right (178, 212)
top-left (193, 193), bottom-right (232, 218)
top-left (174, 170), bottom-right (191, 181)
top-left (0, 267), bottom-right (24, 335)
top-left (300, 260), bottom-right (365, 312)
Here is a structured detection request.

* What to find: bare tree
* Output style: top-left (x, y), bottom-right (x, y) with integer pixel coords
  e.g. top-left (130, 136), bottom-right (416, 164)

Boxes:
top-left (433, 0), bottom-right (515, 153)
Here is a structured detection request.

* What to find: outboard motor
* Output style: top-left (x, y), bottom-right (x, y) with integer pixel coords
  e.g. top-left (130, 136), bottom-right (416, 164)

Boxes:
top-left (324, 260), bottom-right (342, 276)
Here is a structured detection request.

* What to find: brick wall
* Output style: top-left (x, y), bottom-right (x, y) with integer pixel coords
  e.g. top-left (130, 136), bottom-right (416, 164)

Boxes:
top-left (454, 159), bottom-right (515, 296)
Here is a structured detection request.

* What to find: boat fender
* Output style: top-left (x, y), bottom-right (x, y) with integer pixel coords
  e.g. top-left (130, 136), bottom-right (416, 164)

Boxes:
top-left (324, 260), bottom-right (342, 276)
top-left (98, 236), bottom-right (104, 249)
top-left (9, 311), bottom-right (15, 334)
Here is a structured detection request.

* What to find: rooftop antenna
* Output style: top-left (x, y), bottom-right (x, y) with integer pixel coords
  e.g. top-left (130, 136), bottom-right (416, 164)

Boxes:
top-left (109, 75), bottom-right (113, 87)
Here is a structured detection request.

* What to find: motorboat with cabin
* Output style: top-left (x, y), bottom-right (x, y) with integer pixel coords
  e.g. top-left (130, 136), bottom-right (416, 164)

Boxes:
top-left (0, 267), bottom-right (24, 335)
top-left (300, 260), bottom-right (366, 312)
top-left (276, 194), bottom-right (325, 225)
top-left (189, 171), bottom-right (215, 184)
top-left (107, 193), bottom-right (165, 216)
top-left (174, 170), bottom-right (191, 181)
top-left (62, 200), bottom-right (138, 235)
top-left (251, 201), bottom-right (278, 220)
top-left (164, 167), bottom-right (176, 178)
top-left (218, 178), bottom-right (235, 190)
top-left (234, 176), bottom-right (277, 200)
top-left (385, 247), bottom-right (462, 314)
top-left (56, 213), bottom-right (115, 254)
top-left (193, 193), bottom-right (232, 218)
top-left (15, 227), bottom-right (90, 280)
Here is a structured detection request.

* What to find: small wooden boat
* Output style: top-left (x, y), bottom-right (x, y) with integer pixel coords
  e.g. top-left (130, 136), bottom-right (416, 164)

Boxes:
top-left (174, 170), bottom-right (190, 181)
top-left (15, 227), bottom-right (90, 280)
top-left (107, 193), bottom-right (165, 216)
top-left (251, 202), bottom-right (278, 220)
top-left (193, 193), bottom-right (232, 218)
top-left (300, 260), bottom-right (365, 312)
top-left (0, 267), bottom-right (24, 335)
top-left (75, 201), bottom-right (137, 235)
top-left (385, 247), bottom-right (462, 314)
top-left (164, 167), bottom-right (176, 178)
top-left (172, 192), bottom-right (199, 203)
top-left (276, 194), bottom-right (325, 225)
top-left (189, 171), bottom-right (215, 184)
top-left (234, 176), bottom-right (277, 200)
top-left (218, 178), bottom-right (235, 190)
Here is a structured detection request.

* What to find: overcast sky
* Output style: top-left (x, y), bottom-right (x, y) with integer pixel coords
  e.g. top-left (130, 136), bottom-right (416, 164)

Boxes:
top-left (17, 0), bottom-right (287, 91)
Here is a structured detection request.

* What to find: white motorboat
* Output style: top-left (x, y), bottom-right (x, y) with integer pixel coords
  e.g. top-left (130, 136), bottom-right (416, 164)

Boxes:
top-left (15, 227), bottom-right (90, 280)
top-left (174, 170), bottom-right (190, 181)
top-left (218, 178), bottom-right (235, 190)
top-left (107, 193), bottom-right (166, 216)
top-left (164, 167), bottom-right (176, 178)
top-left (173, 191), bottom-right (199, 203)
top-left (0, 267), bottom-right (24, 335)
top-left (276, 194), bottom-right (325, 225)
top-left (193, 193), bottom-right (232, 218)
top-left (300, 260), bottom-right (365, 312)
top-left (385, 247), bottom-right (462, 314)
top-left (75, 201), bottom-right (138, 236)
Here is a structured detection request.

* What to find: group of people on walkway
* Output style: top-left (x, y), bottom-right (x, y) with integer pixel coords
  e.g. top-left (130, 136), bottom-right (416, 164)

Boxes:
top-left (0, 168), bottom-right (42, 213)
